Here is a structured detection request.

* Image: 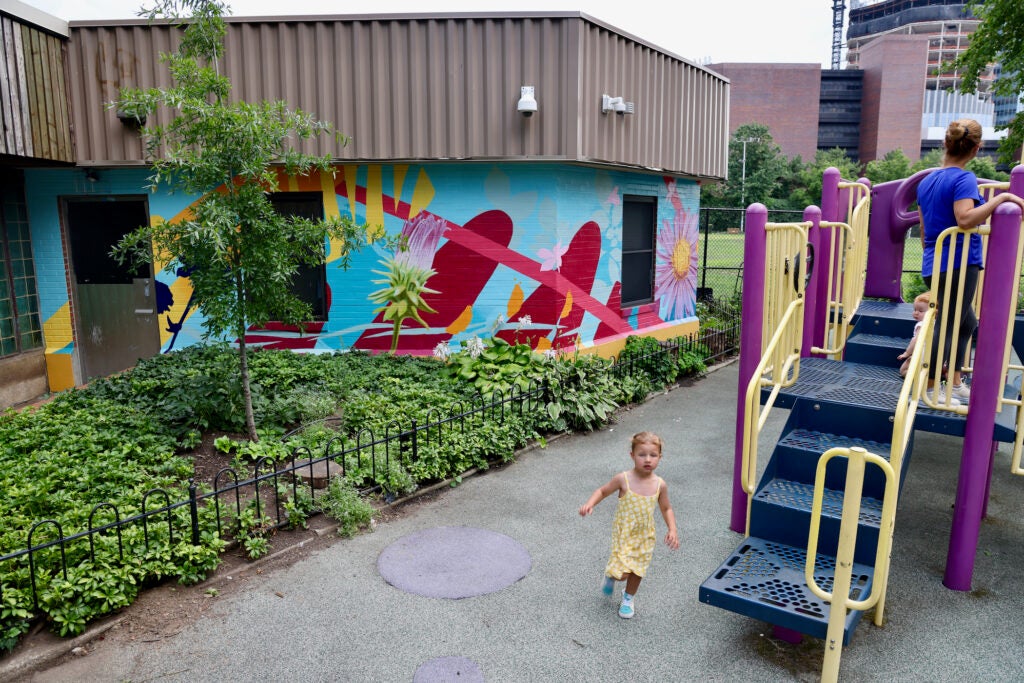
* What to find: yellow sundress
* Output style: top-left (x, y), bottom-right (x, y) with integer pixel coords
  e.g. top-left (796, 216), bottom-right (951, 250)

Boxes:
top-left (605, 472), bottom-right (661, 579)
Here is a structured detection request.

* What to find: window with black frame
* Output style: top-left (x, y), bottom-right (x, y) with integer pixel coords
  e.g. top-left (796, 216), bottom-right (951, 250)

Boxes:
top-left (620, 195), bottom-right (657, 307)
top-left (268, 192), bottom-right (328, 321)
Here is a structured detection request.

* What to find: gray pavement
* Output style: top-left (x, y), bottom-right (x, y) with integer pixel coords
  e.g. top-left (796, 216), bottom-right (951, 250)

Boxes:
top-left (12, 361), bottom-right (1024, 682)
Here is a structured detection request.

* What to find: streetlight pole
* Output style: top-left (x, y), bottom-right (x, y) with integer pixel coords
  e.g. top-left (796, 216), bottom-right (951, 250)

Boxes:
top-left (739, 137), bottom-right (755, 208)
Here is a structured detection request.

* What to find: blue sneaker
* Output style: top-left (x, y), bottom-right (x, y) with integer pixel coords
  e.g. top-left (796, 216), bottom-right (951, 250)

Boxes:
top-left (601, 576), bottom-right (614, 596)
top-left (618, 594), bottom-right (635, 619)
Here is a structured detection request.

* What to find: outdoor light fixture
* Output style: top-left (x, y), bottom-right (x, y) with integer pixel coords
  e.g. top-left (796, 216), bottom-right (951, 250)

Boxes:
top-left (84, 169), bottom-right (99, 183)
top-left (517, 86), bottom-right (537, 117)
top-left (601, 94), bottom-right (634, 115)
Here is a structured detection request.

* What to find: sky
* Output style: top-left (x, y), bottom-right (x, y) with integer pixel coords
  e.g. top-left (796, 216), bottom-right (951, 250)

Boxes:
top-left (17, 0), bottom-right (848, 68)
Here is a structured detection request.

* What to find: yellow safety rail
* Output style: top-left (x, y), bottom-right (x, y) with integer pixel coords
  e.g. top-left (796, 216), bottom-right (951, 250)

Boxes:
top-left (740, 221), bottom-right (810, 532)
top-left (812, 184), bottom-right (871, 356)
top-left (805, 447), bottom-right (898, 683)
top-left (920, 225), bottom-right (983, 414)
top-left (869, 304), bottom-right (932, 626)
top-left (977, 182), bottom-right (1024, 475)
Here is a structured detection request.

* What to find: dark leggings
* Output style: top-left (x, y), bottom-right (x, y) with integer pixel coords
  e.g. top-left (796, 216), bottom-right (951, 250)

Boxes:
top-left (924, 265), bottom-right (979, 378)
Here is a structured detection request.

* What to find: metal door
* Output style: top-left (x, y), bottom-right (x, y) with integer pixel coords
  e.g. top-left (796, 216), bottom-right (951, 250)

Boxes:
top-left (65, 197), bottom-right (160, 381)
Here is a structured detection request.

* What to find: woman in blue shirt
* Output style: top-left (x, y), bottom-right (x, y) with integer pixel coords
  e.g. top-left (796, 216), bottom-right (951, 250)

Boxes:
top-left (917, 119), bottom-right (1024, 405)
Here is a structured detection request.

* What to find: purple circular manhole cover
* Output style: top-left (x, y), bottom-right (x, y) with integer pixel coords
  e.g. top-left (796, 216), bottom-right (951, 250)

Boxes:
top-left (413, 656), bottom-right (484, 683)
top-left (378, 526), bottom-right (531, 598)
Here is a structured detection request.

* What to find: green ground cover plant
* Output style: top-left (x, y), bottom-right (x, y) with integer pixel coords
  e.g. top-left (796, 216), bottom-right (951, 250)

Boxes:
top-left (0, 328), bottom-right (729, 650)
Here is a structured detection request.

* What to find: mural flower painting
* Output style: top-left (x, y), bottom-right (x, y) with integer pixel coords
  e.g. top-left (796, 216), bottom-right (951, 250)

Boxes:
top-left (537, 241), bottom-right (569, 271)
top-left (369, 213), bottom-right (448, 352)
top-left (654, 208), bottom-right (699, 319)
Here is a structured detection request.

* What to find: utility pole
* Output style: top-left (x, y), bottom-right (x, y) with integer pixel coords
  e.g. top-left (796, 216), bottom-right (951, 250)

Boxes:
top-left (739, 138), bottom-right (755, 209)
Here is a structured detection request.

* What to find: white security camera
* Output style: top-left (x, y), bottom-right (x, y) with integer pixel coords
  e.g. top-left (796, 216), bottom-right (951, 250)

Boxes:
top-left (518, 86), bottom-right (538, 117)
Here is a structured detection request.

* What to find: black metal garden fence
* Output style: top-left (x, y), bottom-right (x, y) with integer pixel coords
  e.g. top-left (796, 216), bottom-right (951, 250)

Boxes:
top-left (0, 302), bottom-right (742, 619)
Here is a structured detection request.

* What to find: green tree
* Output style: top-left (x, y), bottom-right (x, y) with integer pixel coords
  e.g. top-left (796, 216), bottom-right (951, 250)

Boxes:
top-left (951, 0), bottom-right (1024, 165)
top-left (911, 149), bottom-right (944, 174)
top-left (788, 148), bottom-right (862, 209)
top-left (112, 0), bottom-right (369, 441)
top-left (865, 149), bottom-right (913, 184)
top-left (702, 124), bottom-right (788, 210)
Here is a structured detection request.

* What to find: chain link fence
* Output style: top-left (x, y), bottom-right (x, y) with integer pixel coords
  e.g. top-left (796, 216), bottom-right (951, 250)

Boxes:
top-left (696, 207), bottom-right (805, 303)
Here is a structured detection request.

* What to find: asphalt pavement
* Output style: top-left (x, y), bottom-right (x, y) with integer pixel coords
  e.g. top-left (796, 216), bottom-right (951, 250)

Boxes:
top-left (8, 360), bottom-right (1024, 682)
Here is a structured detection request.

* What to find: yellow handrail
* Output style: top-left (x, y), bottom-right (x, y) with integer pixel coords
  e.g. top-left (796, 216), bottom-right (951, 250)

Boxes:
top-left (805, 447), bottom-right (898, 683)
top-left (812, 185), bottom-right (871, 357)
top-left (920, 225), bottom-right (981, 413)
top-left (740, 221), bottom-right (810, 533)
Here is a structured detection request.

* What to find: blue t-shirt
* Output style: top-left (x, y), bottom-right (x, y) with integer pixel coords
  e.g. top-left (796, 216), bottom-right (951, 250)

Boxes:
top-left (917, 167), bottom-right (983, 277)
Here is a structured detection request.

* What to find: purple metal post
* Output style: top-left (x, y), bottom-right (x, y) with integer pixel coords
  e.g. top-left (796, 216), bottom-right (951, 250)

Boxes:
top-left (810, 168), bottom-right (840, 355)
top-left (944, 202), bottom-right (1022, 590)
top-left (731, 204), bottom-right (768, 533)
top-left (801, 206), bottom-right (822, 357)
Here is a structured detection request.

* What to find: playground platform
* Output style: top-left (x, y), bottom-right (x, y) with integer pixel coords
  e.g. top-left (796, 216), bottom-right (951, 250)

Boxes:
top-left (10, 361), bottom-right (1024, 682)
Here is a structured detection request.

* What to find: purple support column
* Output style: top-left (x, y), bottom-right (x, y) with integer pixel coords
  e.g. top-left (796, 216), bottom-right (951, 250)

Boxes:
top-left (810, 168), bottom-right (840, 355)
top-left (731, 204), bottom-right (767, 533)
top-left (944, 202), bottom-right (1022, 590)
top-left (801, 206), bottom-right (822, 358)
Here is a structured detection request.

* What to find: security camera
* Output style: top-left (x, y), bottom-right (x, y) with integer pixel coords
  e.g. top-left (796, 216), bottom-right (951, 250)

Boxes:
top-left (518, 86), bottom-right (538, 117)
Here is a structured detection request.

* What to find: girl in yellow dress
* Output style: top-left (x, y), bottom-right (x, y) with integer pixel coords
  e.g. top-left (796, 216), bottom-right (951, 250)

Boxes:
top-left (578, 431), bottom-right (679, 618)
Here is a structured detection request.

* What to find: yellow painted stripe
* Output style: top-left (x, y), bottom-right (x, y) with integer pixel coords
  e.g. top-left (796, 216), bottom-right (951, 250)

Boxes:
top-left (409, 167), bottom-right (435, 219)
top-left (366, 166), bottom-right (384, 239)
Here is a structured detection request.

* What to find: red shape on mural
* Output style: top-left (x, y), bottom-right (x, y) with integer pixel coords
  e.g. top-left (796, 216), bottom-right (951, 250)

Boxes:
top-left (354, 210), bottom-right (515, 352)
top-left (496, 221), bottom-right (601, 349)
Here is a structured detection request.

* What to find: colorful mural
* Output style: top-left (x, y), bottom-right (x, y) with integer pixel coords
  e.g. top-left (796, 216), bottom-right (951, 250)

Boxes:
top-left (27, 163), bottom-right (701, 389)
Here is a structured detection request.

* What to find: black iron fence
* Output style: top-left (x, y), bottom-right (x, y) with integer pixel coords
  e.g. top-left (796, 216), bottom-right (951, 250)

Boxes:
top-left (0, 324), bottom-right (741, 624)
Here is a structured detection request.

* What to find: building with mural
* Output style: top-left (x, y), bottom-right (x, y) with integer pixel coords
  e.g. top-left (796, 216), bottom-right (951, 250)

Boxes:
top-left (0, 3), bottom-right (729, 408)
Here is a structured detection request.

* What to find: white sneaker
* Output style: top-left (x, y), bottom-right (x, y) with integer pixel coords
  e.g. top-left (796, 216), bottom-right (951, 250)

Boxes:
top-left (925, 388), bottom-right (961, 407)
top-left (951, 384), bottom-right (971, 403)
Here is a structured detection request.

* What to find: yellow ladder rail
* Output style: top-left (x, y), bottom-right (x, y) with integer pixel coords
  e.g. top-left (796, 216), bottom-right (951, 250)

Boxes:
top-left (806, 447), bottom-right (899, 683)
top-left (811, 186), bottom-right (871, 357)
top-left (740, 220), bottom-right (810, 534)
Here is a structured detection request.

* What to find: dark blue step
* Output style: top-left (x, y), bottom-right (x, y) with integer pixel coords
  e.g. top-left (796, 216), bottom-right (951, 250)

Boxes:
top-left (844, 331), bottom-right (909, 369)
top-left (770, 425), bottom-right (899, 497)
top-left (751, 477), bottom-right (883, 566)
top-left (766, 357), bottom-right (1017, 442)
top-left (850, 300), bottom-right (916, 337)
top-left (699, 537), bottom-right (874, 645)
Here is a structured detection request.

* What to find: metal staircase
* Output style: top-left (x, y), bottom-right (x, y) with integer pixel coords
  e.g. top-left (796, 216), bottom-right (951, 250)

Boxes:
top-left (699, 165), bottom-right (1024, 681)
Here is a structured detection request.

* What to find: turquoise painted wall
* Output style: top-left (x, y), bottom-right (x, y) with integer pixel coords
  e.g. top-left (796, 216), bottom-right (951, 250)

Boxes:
top-left (25, 163), bottom-right (700, 371)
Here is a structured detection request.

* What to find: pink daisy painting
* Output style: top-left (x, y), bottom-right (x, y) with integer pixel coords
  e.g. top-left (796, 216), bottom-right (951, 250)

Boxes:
top-left (654, 208), bottom-right (699, 319)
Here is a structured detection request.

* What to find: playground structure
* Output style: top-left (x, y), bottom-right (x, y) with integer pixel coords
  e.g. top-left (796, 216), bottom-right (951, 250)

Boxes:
top-left (699, 165), bottom-right (1024, 681)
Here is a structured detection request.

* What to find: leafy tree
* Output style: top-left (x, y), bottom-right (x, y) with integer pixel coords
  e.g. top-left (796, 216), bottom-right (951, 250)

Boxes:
top-left (702, 124), bottom-right (788, 210)
top-left (966, 155), bottom-right (1010, 182)
top-left (865, 149), bottom-right (913, 184)
top-left (951, 0), bottom-right (1024, 165)
top-left (788, 148), bottom-right (862, 209)
top-left (911, 149), bottom-right (944, 173)
top-left (112, 0), bottom-right (369, 441)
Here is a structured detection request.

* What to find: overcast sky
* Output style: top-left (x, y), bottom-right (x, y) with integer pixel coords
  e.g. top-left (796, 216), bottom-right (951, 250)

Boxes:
top-left (18, 0), bottom-right (848, 68)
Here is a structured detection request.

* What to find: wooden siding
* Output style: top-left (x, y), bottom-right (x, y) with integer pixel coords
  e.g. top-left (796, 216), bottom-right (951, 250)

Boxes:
top-left (67, 12), bottom-right (728, 180)
top-left (0, 15), bottom-right (73, 163)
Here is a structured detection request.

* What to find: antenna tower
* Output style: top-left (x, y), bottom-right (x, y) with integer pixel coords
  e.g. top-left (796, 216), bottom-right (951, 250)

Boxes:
top-left (831, 0), bottom-right (846, 69)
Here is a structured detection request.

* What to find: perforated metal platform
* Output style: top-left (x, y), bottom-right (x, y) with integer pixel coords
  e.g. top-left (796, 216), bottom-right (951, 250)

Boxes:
top-left (777, 428), bottom-right (890, 461)
top-left (755, 479), bottom-right (883, 526)
top-left (699, 537), bottom-right (873, 645)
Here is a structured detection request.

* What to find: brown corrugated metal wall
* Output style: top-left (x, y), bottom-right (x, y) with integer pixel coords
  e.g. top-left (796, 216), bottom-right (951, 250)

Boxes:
top-left (67, 13), bottom-right (727, 180)
top-left (0, 15), bottom-right (73, 163)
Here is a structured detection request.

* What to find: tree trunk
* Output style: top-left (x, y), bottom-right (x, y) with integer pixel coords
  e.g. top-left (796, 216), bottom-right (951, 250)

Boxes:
top-left (239, 335), bottom-right (258, 442)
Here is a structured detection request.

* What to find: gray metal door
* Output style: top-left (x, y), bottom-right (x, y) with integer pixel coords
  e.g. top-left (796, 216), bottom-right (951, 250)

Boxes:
top-left (66, 197), bottom-right (160, 381)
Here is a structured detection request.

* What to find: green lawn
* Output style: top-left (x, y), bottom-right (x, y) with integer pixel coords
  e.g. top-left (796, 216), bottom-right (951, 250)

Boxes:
top-left (696, 230), bottom-right (927, 302)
